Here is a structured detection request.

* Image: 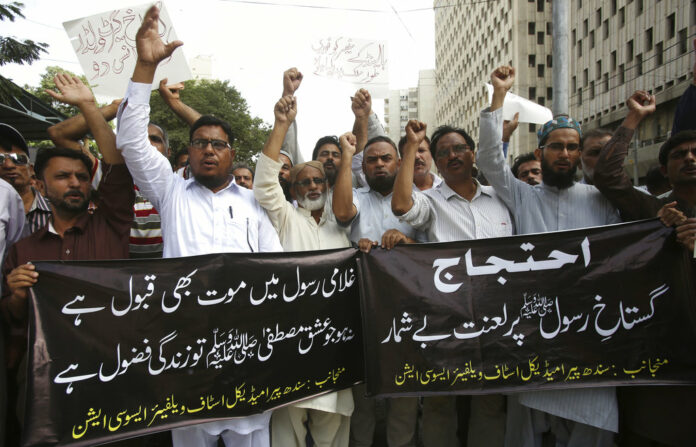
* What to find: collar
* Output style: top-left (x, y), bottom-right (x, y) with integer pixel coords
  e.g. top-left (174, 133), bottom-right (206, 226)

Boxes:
top-left (440, 178), bottom-right (489, 201)
top-left (185, 175), bottom-right (237, 192)
top-left (42, 212), bottom-right (90, 237)
top-left (28, 188), bottom-right (51, 214)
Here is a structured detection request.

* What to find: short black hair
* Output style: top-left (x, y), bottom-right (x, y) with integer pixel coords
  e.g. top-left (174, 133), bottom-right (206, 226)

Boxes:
top-left (430, 125), bottom-right (476, 159)
top-left (659, 130), bottom-right (696, 166)
top-left (312, 135), bottom-right (340, 160)
top-left (364, 136), bottom-right (398, 158)
top-left (644, 165), bottom-right (669, 191)
top-left (34, 147), bottom-right (93, 180)
top-left (190, 115), bottom-right (235, 145)
top-left (232, 162), bottom-right (255, 180)
top-left (581, 128), bottom-right (613, 149)
top-left (397, 135), bottom-right (431, 157)
top-left (511, 152), bottom-right (538, 178)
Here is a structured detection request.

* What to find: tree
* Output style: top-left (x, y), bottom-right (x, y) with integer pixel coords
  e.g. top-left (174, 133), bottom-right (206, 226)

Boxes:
top-left (24, 66), bottom-right (93, 117)
top-left (0, 2), bottom-right (48, 66)
top-left (149, 79), bottom-right (270, 165)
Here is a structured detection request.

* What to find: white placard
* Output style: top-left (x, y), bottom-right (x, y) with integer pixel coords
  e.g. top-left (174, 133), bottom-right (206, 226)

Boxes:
top-left (63, 2), bottom-right (191, 97)
top-left (485, 83), bottom-right (553, 125)
top-left (309, 36), bottom-right (389, 97)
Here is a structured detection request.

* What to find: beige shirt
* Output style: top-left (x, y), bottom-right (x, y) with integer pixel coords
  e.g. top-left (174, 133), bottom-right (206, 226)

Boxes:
top-left (254, 152), bottom-right (355, 416)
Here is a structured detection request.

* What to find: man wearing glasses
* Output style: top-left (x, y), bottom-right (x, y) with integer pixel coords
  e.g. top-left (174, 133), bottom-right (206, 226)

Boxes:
top-left (0, 124), bottom-right (52, 235)
top-left (116, 8), bottom-right (281, 446)
top-left (391, 120), bottom-right (512, 447)
top-left (478, 66), bottom-right (620, 446)
top-left (254, 95), bottom-right (358, 447)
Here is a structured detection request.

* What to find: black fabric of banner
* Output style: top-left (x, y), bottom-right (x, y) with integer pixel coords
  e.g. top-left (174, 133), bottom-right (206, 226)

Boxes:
top-left (357, 219), bottom-right (696, 397)
top-left (25, 249), bottom-right (363, 446)
top-left (22, 219), bottom-right (696, 446)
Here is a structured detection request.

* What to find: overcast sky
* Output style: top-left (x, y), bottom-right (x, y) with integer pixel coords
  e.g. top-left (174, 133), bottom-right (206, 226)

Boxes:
top-left (2, 0), bottom-right (436, 160)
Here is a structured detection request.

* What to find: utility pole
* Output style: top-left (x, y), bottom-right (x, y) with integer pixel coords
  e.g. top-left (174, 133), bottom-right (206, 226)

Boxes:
top-left (552, 0), bottom-right (569, 116)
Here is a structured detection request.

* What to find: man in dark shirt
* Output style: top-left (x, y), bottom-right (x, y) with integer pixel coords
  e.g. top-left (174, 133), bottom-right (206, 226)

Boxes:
top-left (0, 74), bottom-right (134, 438)
top-left (593, 89), bottom-right (696, 447)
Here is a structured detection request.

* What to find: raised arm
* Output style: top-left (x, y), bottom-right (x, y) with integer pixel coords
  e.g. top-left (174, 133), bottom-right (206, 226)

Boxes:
top-left (45, 74), bottom-right (124, 164)
top-left (262, 96), bottom-right (297, 161)
top-left (593, 91), bottom-right (657, 220)
top-left (351, 88), bottom-right (372, 154)
top-left (477, 66), bottom-right (521, 211)
top-left (392, 120), bottom-right (426, 215)
top-left (115, 6), bottom-right (183, 210)
top-left (333, 132), bottom-right (358, 223)
top-left (158, 78), bottom-right (201, 126)
top-left (280, 68), bottom-right (305, 164)
top-left (46, 97), bottom-right (121, 163)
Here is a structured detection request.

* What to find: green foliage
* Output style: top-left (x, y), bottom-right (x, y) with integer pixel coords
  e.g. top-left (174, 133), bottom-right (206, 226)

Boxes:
top-left (149, 79), bottom-right (270, 165)
top-left (0, 2), bottom-right (48, 66)
top-left (24, 66), bottom-right (93, 117)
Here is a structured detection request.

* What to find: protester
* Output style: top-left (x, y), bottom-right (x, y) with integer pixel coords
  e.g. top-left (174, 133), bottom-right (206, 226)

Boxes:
top-left (392, 119), bottom-right (512, 447)
top-left (115, 6), bottom-right (281, 446)
top-left (0, 124), bottom-right (52, 234)
top-left (171, 148), bottom-right (189, 171)
top-left (0, 178), bottom-right (24, 447)
top-left (348, 132), bottom-right (421, 447)
top-left (254, 95), bottom-right (356, 446)
top-left (2, 73), bottom-right (134, 442)
top-left (510, 152), bottom-right (542, 186)
top-left (579, 128), bottom-right (613, 185)
top-left (232, 162), bottom-right (254, 189)
top-left (478, 65), bottom-right (620, 447)
top-left (644, 165), bottom-right (671, 196)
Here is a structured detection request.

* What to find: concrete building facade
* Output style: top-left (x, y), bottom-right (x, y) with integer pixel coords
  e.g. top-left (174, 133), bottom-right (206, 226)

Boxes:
top-left (433, 0), bottom-right (553, 164)
top-left (570, 0), bottom-right (695, 180)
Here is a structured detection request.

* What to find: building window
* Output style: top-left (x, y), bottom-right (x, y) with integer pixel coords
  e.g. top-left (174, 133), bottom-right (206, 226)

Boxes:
top-left (596, 8), bottom-right (602, 26)
top-left (619, 7), bottom-right (625, 27)
top-left (572, 29), bottom-right (576, 44)
top-left (603, 20), bottom-right (609, 39)
top-left (578, 89), bottom-right (583, 105)
top-left (619, 64), bottom-right (625, 84)
top-left (537, 31), bottom-right (544, 45)
top-left (590, 81), bottom-right (595, 99)
top-left (680, 29), bottom-right (688, 54)
top-left (546, 22), bottom-right (552, 35)
top-left (528, 22), bottom-right (536, 35)
top-left (627, 40), bottom-right (634, 62)
top-left (578, 40), bottom-right (583, 57)
top-left (547, 87), bottom-right (553, 100)
top-left (603, 73), bottom-right (609, 92)
top-left (583, 68), bottom-right (588, 86)
top-left (611, 50), bottom-right (617, 71)
top-left (596, 60), bottom-right (602, 79)
top-left (538, 64), bottom-right (545, 77)
top-left (529, 86), bottom-right (537, 98)
top-left (636, 54), bottom-right (643, 75)
top-left (636, 0), bottom-right (643, 16)
top-left (537, 0), bottom-right (544, 12)
top-left (577, 0), bottom-right (582, 9)
top-left (529, 54), bottom-right (536, 67)
top-left (590, 30), bottom-right (595, 48)
top-left (572, 76), bottom-right (577, 91)
top-left (656, 42), bottom-right (664, 65)
top-left (667, 13), bottom-right (676, 39)
top-left (583, 18), bottom-right (588, 36)
top-left (611, 0), bottom-right (617, 15)
top-left (547, 54), bottom-right (553, 68)
top-left (646, 28), bottom-right (653, 51)
top-left (538, 96), bottom-right (545, 105)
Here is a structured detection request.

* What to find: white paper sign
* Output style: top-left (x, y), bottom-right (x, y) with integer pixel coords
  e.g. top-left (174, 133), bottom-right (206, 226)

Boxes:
top-left (485, 83), bottom-right (553, 125)
top-left (310, 37), bottom-right (389, 97)
top-left (63, 2), bottom-right (191, 97)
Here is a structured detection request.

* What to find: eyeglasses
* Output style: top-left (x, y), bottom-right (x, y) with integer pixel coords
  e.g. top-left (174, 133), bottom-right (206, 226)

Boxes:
top-left (0, 153), bottom-right (29, 165)
top-left (541, 142), bottom-right (581, 152)
top-left (190, 139), bottom-right (231, 151)
top-left (295, 177), bottom-right (326, 187)
top-left (435, 144), bottom-right (471, 159)
top-left (668, 147), bottom-right (696, 160)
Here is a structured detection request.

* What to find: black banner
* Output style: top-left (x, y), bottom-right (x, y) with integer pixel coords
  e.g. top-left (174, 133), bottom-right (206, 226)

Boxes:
top-left (358, 219), bottom-right (696, 397)
top-left (26, 249), bottom-right (363, 446)
top-left (24, 219), bottom-right (696, 446)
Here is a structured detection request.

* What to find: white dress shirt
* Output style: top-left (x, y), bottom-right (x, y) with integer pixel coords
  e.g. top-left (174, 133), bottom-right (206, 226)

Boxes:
top-left (350, 186), bottom-right (425, 243)
top-left (116, 80), bottom-right (281, 439)
top-left (1, 179), bottom-right (25, 293)
top-left (399, 180), bottom-right (513, 243)
top-left (478, 106), bottom-right (619, 432)
top-left (253, 152), bottom-right (355, 417)
top-left (116, 81), bottom-right (282, 259)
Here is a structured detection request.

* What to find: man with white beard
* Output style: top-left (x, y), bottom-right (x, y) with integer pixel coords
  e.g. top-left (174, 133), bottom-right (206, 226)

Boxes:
top-left (254, 95), bottom-right (357, 446)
